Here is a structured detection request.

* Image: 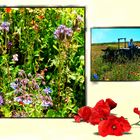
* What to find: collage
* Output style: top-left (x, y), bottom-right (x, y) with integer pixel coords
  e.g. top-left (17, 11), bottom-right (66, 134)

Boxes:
top-left (0, 0), bottom-right (140, 140)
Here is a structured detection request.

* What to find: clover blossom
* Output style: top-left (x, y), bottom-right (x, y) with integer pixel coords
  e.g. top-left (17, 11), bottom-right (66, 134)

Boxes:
top-left (54, 25), bottom-right (73, 41)
top-left (0, 22), bottom-right (10, 32)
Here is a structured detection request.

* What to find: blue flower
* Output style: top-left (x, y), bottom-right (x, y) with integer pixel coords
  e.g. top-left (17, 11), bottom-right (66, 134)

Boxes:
top-left (23, 99), bottom-right (32, 105)
top-left (43, 87), bottom-right (52, 94)
top-left (93, 74), bottom-right (99, 80)
top-left (14, 97), bottom-right (22, 102)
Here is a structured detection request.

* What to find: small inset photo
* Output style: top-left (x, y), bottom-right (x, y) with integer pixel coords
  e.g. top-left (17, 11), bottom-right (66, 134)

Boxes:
top-left (91, 27), bottom-right (140, 81)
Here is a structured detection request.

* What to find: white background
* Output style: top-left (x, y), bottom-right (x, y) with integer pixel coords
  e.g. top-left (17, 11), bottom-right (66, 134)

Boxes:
top-left (0, 0), bottom-right (140, 139)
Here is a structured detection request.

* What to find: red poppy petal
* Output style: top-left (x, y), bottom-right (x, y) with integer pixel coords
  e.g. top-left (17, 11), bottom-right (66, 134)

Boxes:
top-left (74, 115), bottom-right (81, 123)
top-left (105, 98), bottom-right (117, 110)
top-left (89, 111), bottom-right (105, 125)
top-left (119, 116), bottom-right (131, 132)
top-left (98, 115), bottom-right (131, 137)
top-left (133, 107), bottom-right (140, 116)
top-left (93, 99), bottom-right (110, 117)
top-left (5, 8), bottom-right (11, 13)
top-left (98, 120), bottom-right (109, 137)
top-left (78, 106), bottom-right (92, 122)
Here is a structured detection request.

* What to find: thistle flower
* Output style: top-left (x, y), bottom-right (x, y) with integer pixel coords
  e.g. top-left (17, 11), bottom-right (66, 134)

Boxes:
top-left (12, 54), bottom-right (18, 62)
top-left (0, 22), bottom-right (10, 32)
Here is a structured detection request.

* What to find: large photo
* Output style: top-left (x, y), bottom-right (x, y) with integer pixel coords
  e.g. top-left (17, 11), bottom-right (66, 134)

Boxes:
top-left (0, 7), bottom-right (85, 117)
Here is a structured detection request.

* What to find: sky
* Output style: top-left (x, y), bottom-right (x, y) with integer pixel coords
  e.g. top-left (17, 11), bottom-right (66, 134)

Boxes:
top-left (91, 28), bottom-right (140, 44)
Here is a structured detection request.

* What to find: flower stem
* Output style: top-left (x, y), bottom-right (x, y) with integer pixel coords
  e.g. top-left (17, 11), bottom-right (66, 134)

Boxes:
top-left (131, 120), bottom-right (140, 126)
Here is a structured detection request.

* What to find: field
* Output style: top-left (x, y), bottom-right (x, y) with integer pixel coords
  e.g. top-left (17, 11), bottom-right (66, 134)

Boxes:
top-left (0, 7), bottom-right (85, 117)
top-left (91, 42), bottom-right (140, 81)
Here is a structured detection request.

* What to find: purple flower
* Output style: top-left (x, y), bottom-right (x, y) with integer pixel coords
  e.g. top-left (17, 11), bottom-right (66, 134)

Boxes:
top-left (0, 96), bottom-right (4, 105)
top-left (43, 87), bottom-right (52, 94)
top-left (12, 54), bottom-right (18, 62)
top-left (14, 96), bottom-right (22, 102)
top-left (10, 82), bottom-right (18, 90)
top-left (41, 100), bottom-right (52, 107)
top-left (0, 22), bottom-right (10, 32)
top-left (21, 78), bottom-right (29, 85)
top-left (54, 25), bottom-right (73, 40)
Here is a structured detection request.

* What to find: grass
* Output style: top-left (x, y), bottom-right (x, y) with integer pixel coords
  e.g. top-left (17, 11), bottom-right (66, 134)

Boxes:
top-left (91, 42), bottom-right (140, 81)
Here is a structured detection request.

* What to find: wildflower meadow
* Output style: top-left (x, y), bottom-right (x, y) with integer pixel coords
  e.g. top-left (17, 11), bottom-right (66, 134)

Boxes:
top-left (0, 7), bottom-right (85, 117)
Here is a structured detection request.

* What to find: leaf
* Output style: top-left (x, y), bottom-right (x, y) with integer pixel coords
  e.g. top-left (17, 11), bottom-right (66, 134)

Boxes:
top-left (53, 45), bottom-right (59, 52)
top-left (34, 51), bottom-right (40, 56)
top-left (46, 109), bottom-right (56, 117)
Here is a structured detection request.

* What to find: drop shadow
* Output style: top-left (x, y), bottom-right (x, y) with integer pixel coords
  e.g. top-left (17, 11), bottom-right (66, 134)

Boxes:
top-left (110, 113), bottom-right (117, 115)
top-left (93, 132), bottom-right (132, 136)
top-left (72, 120), bottom-right (85, 123)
